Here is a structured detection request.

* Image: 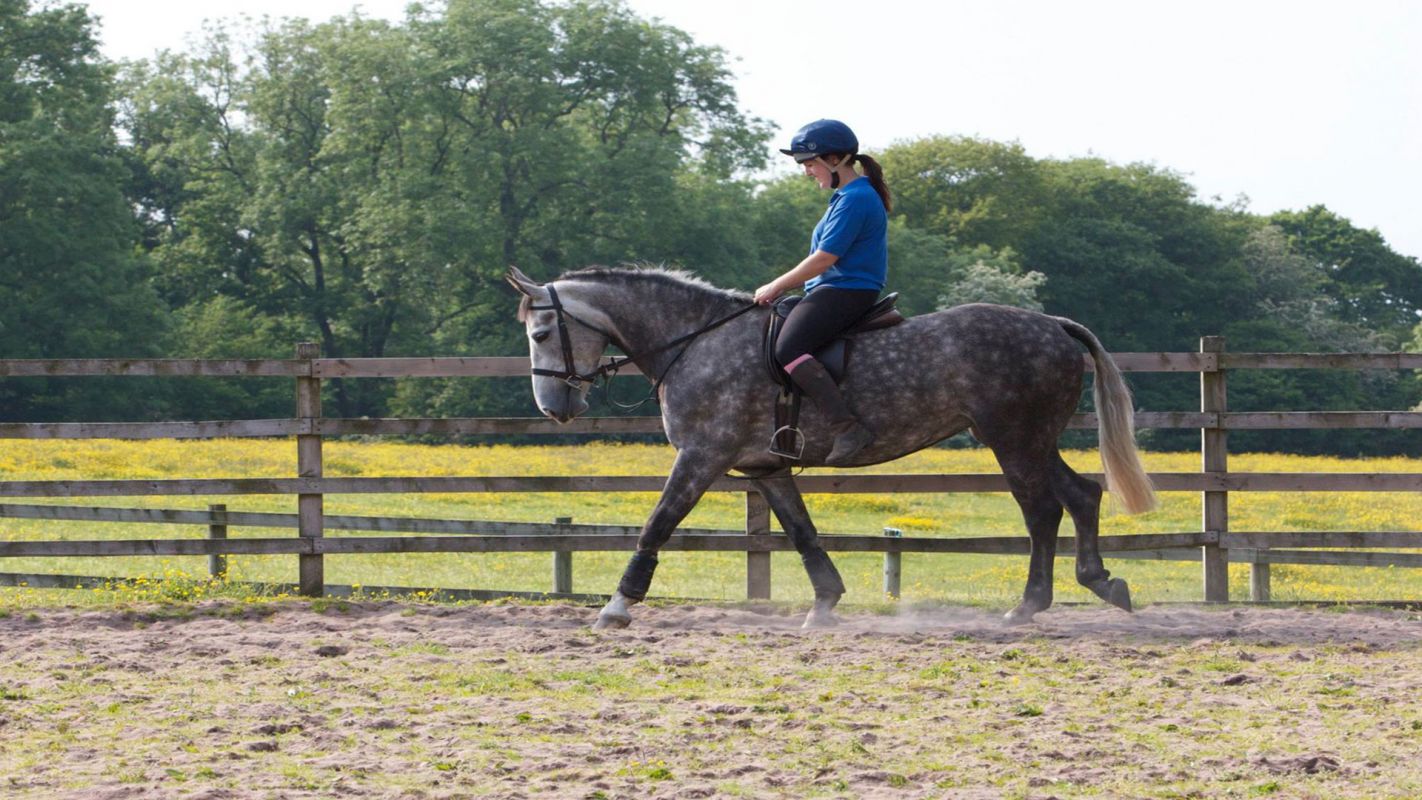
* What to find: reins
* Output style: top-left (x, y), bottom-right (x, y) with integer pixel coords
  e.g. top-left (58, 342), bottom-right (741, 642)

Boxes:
top-left (528, 282), bottom-right (805, 480)
top-left (528, 284), bottom-right (759, 412)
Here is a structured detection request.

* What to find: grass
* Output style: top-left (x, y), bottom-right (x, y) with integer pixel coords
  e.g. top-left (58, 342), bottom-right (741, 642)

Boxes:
top-left (0, 439), bottom-right (1420, 609)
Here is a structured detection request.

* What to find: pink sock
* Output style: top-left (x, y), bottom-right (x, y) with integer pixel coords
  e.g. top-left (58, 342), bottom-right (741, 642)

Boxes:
top-left (784, 354), bottom-right (815, 373)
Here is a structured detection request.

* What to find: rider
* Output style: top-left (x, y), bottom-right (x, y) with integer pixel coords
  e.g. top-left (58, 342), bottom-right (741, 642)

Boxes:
top-left (754, 119), bottom-right (892, 465)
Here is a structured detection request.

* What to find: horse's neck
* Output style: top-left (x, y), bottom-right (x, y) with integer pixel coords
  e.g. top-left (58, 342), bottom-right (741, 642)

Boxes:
top-left (575, 279), bottom-right (744, 380)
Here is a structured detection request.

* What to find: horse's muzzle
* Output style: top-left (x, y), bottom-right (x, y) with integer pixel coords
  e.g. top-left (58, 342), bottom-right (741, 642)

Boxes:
top-left (541, 406), bottom-right (578, 424)
top-left (539, 386), bottom-right (590, 424)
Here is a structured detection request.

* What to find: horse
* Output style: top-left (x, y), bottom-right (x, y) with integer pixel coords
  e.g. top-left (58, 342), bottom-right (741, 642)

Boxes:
top-left (506, 265), bottom-right (1156, 629)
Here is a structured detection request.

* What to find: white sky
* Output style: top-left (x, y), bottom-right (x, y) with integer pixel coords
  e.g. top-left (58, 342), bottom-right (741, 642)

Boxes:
top-left (82, 0), bottom-right (1422, 259)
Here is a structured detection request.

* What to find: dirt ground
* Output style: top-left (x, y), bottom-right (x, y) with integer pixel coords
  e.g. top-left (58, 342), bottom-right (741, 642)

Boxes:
top-left (2, 600), bottom-right (1421, 799)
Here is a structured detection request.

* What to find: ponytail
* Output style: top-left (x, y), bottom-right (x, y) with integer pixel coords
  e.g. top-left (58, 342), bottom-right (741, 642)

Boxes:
top-left (852, 153), bottom-right (893, 213)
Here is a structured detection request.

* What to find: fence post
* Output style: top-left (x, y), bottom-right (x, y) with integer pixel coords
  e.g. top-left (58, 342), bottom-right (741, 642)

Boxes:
top-left (208, 503), bottom-right (228, 580)
top-left (1249, 551), bottom-right (1271, 602)
top-left (746, 490), bottom-right (772, 600)
top-left (552, 516), bottom-right (573, 594)
top-left (1200, 336), bottom-right (1230, 602)
top-left (296, 342), bottom-right (324, 597)
top-left (883, 527), bottom-right (902, 600)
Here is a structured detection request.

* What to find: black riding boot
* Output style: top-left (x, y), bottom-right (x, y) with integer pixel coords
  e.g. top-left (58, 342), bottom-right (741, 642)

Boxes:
top-left (789, 358), bottom-right (875, 465)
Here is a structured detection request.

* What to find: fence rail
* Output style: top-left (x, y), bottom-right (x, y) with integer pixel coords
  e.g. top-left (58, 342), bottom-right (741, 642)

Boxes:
top-left (1, 339), bottom-right (1420, 604)
top-left (4, 411), bottom-right (1422, 440)
top-left (3, 471), bottom-right (1422, 497)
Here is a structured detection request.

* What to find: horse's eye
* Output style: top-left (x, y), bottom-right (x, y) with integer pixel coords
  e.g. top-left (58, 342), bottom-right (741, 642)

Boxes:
top-left (532, 330), bottom-right (551, 344)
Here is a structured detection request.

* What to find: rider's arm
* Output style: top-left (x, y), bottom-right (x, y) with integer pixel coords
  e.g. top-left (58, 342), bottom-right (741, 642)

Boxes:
top-left (754, 250), bottom-right (838, 305)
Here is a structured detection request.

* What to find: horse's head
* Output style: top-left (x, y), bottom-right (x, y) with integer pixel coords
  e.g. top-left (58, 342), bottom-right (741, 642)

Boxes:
top-left (506, 266), bottom-right (615, 423)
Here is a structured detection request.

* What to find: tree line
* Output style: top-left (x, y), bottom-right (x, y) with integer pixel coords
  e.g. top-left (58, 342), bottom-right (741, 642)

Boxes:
top-left (3, 0), bottom-right (1420, 454)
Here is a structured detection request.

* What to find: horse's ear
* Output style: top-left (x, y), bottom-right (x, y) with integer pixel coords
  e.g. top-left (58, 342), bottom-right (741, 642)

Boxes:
top-left (505, 265), bottom-right (541, 297)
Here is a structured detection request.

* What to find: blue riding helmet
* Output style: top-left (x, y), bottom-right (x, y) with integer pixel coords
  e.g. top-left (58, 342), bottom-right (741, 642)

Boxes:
top-left (779, 119), bottom-right (859, 163)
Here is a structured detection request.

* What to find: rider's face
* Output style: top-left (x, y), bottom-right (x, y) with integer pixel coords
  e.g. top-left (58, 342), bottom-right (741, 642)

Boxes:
top-left (802, 157), bottom-right (835, 189)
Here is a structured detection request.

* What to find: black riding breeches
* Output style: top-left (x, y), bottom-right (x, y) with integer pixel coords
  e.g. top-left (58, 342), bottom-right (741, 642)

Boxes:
top-left (774, 287), bottom-right (880, 369)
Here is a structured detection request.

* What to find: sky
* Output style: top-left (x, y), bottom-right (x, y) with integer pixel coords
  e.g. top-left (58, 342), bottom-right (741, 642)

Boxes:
top-left (80, 0), bottom-right (1422, 259)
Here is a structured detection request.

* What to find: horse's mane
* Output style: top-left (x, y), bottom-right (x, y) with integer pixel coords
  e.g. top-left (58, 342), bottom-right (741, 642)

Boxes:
top-left (558, 265), bottom-right (752, 303)
top-left (517, 264), bottom-right (751, 321)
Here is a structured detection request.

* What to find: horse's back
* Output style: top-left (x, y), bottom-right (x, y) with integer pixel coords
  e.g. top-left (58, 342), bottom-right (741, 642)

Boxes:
top-left (857, 303), bottom-right (1083, 383)
top-left (846, 303), bottom-right (1085, 442)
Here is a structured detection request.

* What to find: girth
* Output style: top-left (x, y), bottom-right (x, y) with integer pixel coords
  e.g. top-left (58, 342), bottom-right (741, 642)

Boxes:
top-left (762, 292), bottom-right (904, 459)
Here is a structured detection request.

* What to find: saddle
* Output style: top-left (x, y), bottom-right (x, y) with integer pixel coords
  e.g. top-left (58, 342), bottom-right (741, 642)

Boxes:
top-left (762, 292), bottom-right (904, 459)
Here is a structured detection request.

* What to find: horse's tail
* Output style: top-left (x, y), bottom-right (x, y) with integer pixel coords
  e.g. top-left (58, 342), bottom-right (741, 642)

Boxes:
top-left (1057, 318), bottom-right (1158, 514)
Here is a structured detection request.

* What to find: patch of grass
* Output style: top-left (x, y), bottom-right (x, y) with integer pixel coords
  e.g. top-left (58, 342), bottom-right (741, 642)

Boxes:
top-left (396, 642), bottom-right (449, 656)
top-left (1200, 658), bottom-right (1244, 672)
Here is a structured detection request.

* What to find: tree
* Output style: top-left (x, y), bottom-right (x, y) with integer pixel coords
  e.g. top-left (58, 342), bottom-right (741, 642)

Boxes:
top-left (1237, 225), bottom-right (1389, 352)
top-left (120, 0), bottom-right (770, 418)
top-left (1022, 158), bottom-right (1253, 352)
top-left (879, 135), bottom-right (1046, 249)
top-left (1269, 205), bottom-right (1422, 341)
top-left (1220, 225), bottom-right (1418, 455)
top-left (935, 245), bottom-right (1046, 311)
top-left (0, 0), bottom-right (169, 421)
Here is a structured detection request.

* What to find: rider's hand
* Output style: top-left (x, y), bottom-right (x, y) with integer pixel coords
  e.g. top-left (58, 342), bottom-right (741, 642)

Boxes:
top-left (754, 282), bottom-right (783, 306)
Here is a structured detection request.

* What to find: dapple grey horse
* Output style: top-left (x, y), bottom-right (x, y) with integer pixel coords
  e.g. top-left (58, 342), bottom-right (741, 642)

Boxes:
top-left (507, 266), bottom-right (1156, 628)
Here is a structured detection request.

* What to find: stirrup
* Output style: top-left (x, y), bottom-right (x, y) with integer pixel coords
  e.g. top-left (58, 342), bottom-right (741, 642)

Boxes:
top-left (769, 425), bottom-right (805, 460)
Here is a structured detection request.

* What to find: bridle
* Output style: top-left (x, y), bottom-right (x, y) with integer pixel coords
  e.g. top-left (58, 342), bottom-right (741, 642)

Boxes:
top-left (527, 285), bottom-right (622, 390)
top-left (526, 283), bottom-right (759, 406)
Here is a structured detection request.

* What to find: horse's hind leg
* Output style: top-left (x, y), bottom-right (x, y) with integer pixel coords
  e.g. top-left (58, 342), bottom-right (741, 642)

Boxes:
top-left (750, 472), bottom-right (846, 628)
top-left (999, 466), bottom-right (1065, 626)
top-left (1049, 453), bottom-right (1131, 613)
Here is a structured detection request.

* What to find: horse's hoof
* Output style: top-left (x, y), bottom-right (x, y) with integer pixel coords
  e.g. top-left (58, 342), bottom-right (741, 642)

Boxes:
top-left (802, 609), bottom-right (841, 629)
top-left (1089, 577), bottom-right (1133, 612)
top-left (1002, 605), bottom-right (1039, 626)
top-left (593, 612), bottom-right (631, 630)
top-left (592, 591), bottom-right (636, 629)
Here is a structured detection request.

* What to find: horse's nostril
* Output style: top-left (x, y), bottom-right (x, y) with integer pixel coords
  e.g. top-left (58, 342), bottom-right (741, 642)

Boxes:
top-left (540, 406), bottom-right (573, 424)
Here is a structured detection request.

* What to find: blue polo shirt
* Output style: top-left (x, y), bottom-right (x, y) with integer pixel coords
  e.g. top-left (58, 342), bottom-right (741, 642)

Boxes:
top-left (806, 176), bottom-right (888, 292)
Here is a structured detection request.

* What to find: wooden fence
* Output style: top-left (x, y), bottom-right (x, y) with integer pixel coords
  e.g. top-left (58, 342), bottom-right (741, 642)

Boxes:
top-left (1, 337), bottom-right (1420, 603)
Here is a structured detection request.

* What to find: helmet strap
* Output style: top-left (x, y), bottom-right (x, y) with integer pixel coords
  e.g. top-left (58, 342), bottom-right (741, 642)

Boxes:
top-left (821, 154), bottom-right (856, 189)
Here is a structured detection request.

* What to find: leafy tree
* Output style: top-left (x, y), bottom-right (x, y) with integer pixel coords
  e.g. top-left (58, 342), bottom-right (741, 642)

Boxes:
top-left (1222, 225), bottom-right (1417, 454)
top-left (1236, 225), bottom-right (1389, 352)
top-left (1269, 205), bottom-right (1422, 341)
top-left (120, 0), bottom-right (769, 418)
top-left (879, 135), bottom-right (1046, 249)
top-left (742, 172), bottom-right (825, 285)
top-left (1022, 158), bottom-right (1254, 351)
top-left (935, 245), bottom-right (1045, 311)
top-left (0, 0), bottom-right (169, 421)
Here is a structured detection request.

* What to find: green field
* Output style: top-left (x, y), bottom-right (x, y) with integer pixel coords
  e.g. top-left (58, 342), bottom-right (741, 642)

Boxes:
top-left (1, 440), bottom-right (1420, 610)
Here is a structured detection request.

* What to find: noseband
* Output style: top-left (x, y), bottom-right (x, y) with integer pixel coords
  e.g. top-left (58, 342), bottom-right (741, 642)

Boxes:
top-left (527, 283), bottom-right (758, 397)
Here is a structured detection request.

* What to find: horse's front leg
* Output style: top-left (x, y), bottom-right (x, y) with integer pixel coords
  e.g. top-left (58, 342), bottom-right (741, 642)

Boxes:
top-left (595, 449), bottom-right (732, 629)
top-left (751, 472), bottom-right (846, 628)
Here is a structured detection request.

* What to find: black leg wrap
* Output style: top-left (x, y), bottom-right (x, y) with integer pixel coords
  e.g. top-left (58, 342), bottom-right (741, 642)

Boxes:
top-left (801, 548), bottom-right (845, 600)
top-left (617, 551), bottom-right (659, 601)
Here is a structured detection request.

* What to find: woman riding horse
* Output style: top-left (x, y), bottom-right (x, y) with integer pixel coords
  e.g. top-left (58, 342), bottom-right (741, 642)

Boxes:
top-left (754, 119), bottom-right (893, 465)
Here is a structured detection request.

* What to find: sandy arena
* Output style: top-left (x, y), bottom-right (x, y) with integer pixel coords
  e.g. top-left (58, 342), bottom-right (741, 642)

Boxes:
top-left (2, 601), bottom-right (1420, 799)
